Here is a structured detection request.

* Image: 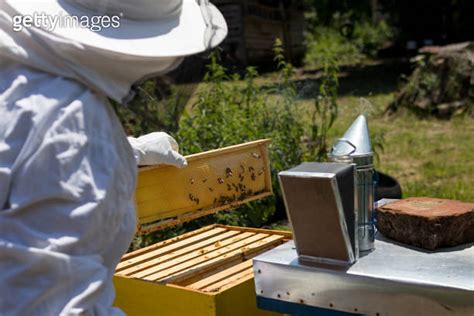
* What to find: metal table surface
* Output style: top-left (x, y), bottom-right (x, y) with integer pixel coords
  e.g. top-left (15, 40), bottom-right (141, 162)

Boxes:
top-left (253, 237), bottom-right (474, 316)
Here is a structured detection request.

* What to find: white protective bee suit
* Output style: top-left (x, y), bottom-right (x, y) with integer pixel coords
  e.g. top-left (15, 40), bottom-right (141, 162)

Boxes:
top-left (0, 0), bottom-right (227, 314)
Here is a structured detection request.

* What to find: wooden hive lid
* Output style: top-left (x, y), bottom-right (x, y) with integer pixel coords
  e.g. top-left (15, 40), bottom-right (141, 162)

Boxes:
top-left (135, 139), bottom-right (272, 234)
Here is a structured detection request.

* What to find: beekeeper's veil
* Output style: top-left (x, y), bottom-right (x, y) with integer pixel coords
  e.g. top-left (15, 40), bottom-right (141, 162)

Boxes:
top-left (0, 0), bottom-right (228, 103)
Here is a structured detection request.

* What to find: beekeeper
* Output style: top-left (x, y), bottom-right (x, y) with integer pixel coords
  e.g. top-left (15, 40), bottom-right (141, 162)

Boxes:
top-left (0, 0), bottom-right (227, 314)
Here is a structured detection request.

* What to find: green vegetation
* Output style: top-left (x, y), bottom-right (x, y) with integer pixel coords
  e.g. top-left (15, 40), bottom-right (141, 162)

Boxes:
top-left (117, 40), bottom-right (473, 250)
top-left (176, 39), bottom-right (339, 227)
top-left (124, 40), bottom-right (340, 248)
top-left (112, 79), bottom-right (183, 136)
top-left (304, 14), bottom-right (394, 69)
top-left (315, 81), bottom-right (474, 202)
top-left (374, 114), bottom-right (473, 201)
top-left (388, 47), bottom-right (474, 117)
top-left (304, 27), bottom-right (365, 68)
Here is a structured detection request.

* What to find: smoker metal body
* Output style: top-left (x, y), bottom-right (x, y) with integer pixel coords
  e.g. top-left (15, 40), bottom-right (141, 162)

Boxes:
top-left (329, 115), bottom-right (375, 253)
top-left (279, 163), bottom-right (357, 265)
top-left (331, 152), bottom-right (375, 253)
top-left (253, 238), bottom-right (474, 315)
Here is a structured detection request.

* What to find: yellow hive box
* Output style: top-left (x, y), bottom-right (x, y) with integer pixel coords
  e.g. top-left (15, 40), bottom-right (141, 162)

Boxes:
top-left (113, 140), bottom-right (289, 316)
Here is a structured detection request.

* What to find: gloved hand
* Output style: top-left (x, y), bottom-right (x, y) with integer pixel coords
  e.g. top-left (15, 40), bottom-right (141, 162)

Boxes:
top-left (127, 132), bottom-right (187, 168)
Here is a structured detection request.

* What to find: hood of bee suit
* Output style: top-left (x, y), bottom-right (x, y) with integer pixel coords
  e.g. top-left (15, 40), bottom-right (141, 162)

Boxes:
top-left (0, 0), bottom-right (227, 103)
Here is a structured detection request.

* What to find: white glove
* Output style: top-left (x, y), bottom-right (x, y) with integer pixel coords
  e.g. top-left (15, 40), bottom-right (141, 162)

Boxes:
top-left (127, 132), bottom-right (187, 168)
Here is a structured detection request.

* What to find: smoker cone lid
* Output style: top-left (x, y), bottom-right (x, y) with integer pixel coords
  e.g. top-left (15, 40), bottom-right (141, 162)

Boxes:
top-left (330, 115), bottom-right (373, 157)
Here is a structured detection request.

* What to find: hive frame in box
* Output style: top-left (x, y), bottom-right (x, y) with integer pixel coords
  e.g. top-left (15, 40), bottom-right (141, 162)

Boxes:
top-left (114, 224), bottom-right (290, 315)
top-left (114, 140), bottom-right (289, 316)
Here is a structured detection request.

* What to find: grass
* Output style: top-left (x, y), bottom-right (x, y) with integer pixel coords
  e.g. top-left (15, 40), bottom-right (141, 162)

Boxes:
top-left (327, 98), bottom-right (474, 201)
top-left (296, 60), bottom-right (474, 202)
top-left (183, 59), bottom-right (474, 203)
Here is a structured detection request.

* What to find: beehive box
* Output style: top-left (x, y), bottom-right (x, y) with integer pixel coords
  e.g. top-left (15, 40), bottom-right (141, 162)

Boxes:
top-left (113, 140), bottom-right (290, 315)
top-left (114, 225), bottom-right (290, 315)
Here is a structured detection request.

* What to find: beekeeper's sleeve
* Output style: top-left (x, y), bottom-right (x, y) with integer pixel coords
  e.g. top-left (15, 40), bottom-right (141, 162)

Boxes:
top-left (0, 64), bottom-right (137, 315)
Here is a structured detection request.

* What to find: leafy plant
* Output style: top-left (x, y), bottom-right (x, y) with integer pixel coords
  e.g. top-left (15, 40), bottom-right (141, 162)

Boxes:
top-left (112, 78), bottom-right (186, 137)
top-left (304, 18), bottom-right (395, 69)
top-left (305, 59), bottom-right (339, 161)
top-left (388, 48), bottom-right (474, 117)
top-left (125, 40), bottom-right (342, 249)
top-left (304, 27), bottom-right (365, 69)
top-left (352, 19), bottom-right (394, 57)
top-left (176, 40), bottom-right (306, 226)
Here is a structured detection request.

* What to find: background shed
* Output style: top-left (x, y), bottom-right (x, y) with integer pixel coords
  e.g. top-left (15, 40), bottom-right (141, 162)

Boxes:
top-left (212, 0), bottom-right (305, 66)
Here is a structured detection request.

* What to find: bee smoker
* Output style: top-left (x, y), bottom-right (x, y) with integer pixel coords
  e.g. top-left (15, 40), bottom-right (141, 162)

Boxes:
top-left (329, 115), bottom-right (375, 253)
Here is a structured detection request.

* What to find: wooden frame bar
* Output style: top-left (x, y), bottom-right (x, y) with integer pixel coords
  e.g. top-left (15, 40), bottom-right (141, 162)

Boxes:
top-left (135, 140), bottom-right (272, 234)
top-left (114, 140), bottom-right (288, 316)
top-left (116, 225), bottom-right (290, 291)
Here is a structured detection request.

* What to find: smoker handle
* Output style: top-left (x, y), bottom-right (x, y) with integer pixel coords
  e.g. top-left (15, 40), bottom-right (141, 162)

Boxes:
top-left (332, 138), bottom-right (357, 156)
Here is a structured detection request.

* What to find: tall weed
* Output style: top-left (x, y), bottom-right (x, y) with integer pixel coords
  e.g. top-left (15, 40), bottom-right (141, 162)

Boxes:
top-left (176, 40), bottom-right (305, 225)
top-left (127, 40), bottom-right (341, 248)
top-left (176, 39), bottom-right (339, 226)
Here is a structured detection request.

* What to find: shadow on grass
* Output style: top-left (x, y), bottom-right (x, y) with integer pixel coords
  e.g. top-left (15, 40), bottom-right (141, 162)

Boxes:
top-left (265, 58), bottom-right (412, 99)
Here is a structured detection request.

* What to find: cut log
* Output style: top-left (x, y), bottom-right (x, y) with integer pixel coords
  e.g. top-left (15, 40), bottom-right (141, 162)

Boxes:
top-left (386, 41), bottom-right (474, 118)
top-left (376, 197), bottom-right (474, 250)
